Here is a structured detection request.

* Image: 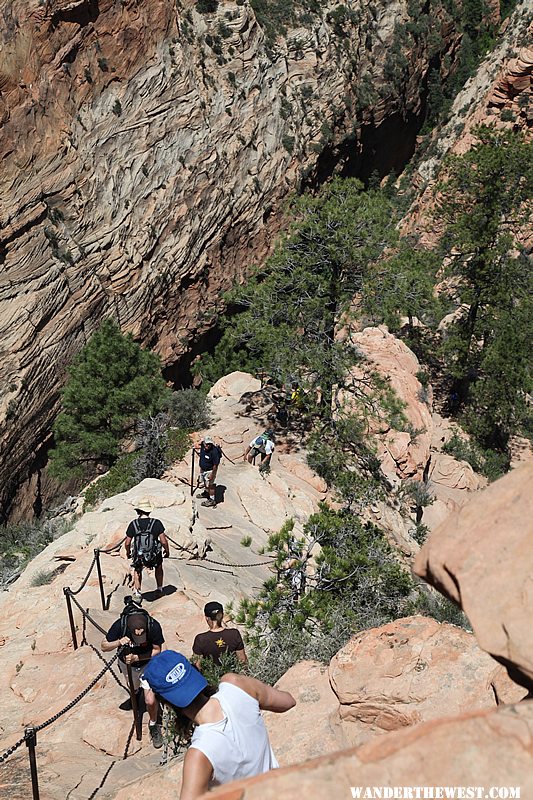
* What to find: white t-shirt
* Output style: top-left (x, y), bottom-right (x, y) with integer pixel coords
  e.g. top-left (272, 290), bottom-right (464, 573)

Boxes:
top-left (250, 436), bottom-right (274, 456)
top-left (190, 682), bottom-right (279, 786)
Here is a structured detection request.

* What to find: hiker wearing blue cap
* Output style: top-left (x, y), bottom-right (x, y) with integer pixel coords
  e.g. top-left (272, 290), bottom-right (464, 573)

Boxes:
top-left (142, 650), bottom-right (295, 799)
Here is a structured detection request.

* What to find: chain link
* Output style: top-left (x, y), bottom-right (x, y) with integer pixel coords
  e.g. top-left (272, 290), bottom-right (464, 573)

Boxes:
top-left (99, 537), bottom-right (126, 555)
top-left (0, 735), bottom-right (26, 764)
top-left (165, 533), bottom-right (274, 569)
top-left (34, 652), bottom-right (120, 734)
top-left (69, 552), bottom-right (97, 596)
top-left (0, 653), bottom-right (121, 764)
top-left (203, 555), bottom-right (276, 568)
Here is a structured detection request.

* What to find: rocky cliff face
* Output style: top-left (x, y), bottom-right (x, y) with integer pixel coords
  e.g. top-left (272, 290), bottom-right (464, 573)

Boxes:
top-left (0, 0), bottom-right (462, 520)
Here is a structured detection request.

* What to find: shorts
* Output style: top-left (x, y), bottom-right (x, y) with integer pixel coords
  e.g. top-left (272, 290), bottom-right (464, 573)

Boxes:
top-left (251, 448), bottom-right (268, 461)
top-left (119, 660), bottom-right (150, 691)
top-left (200, 470), bottom-right (216, 487)
top-left (132, 551), bottom-right (163, 572)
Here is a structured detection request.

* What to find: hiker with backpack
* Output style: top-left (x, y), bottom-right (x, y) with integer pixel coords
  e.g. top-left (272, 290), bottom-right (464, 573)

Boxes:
top-left (125, 498), bottom-right (170, 602)
top-left (142, 650), bottom-right (296, 798)
top-left (196, 435), bottom-right (221, 509)
top-left (101, 597), bottom-right (165, 748)
top-left (244, 431), bottom-right (275, 473)
top-left (192, 601), bottom-right (248, 668)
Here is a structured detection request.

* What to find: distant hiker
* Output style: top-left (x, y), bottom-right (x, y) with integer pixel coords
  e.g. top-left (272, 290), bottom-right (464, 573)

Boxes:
top-left (125, 498), bottom-right (170, 602)
top-left (101, 598), bottom-right (165, 748)
top-left (244, 431), bottom-right (275, 472)
top-left (196, 435), bottom-right (221, 508)
top-left (142, 650), bottom-right (295, 798)
top-left (192, 601), bottom-right (248, 667)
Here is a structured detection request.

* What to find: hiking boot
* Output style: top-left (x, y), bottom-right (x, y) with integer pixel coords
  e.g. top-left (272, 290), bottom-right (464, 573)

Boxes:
top-left (201, 499), bottom-right (217, 508)
top-left (149, 723), bottom-right (163, 749)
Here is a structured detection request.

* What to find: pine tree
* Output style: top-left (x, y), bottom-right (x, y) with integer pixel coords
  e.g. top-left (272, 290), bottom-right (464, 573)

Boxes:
top-left (49, 319), bottom-right (169, 479)
top-left (438, 126), bottom-right (533, 450)
top-left (195, 178), bottom-right (398, 406)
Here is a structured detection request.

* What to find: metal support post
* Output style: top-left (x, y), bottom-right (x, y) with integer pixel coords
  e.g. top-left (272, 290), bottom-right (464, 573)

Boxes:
top-left (94, 548), bottom-right (106, 611)
top-left (126, 664), bottom-right (142, 741)
top-left (63, 588), bottom-right (78, 651)
top-left (25, 727), bottom-right (40, 800)
top-left (190, 447), bottom-right (195, 497)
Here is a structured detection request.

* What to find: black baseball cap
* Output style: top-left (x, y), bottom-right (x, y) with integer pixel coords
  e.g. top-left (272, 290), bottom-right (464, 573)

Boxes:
top-left (204, 601), bottom-right (223, 618)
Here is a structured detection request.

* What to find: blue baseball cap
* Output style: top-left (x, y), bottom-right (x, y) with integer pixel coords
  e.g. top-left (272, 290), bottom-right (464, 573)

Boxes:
top-left (143, 651), bottom-right (207, 707)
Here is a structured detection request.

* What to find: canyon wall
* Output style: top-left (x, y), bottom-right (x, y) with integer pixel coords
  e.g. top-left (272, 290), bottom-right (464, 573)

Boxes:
top-left (0, 0), bottom-right (461, 519)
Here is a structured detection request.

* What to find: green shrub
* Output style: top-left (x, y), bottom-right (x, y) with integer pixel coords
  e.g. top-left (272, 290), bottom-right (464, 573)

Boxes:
top-left (163, 389), bottom-right (212, 431)
top-left (0, 517), bottom-right (74, 587)
top-left (196, 0), bottom-right (218, 12)
top-left (30, 568), bottom-right (58, 587)
top-left (83, 453), bottom-right (138, 510)
top-left (442, 432), bottom-right (507, 482)
top-left (240, 535), bottom-right (252, 548)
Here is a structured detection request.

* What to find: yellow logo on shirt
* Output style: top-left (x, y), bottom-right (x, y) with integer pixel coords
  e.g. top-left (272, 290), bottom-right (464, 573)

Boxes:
top-left (216, 638), bottom-right (225, 649)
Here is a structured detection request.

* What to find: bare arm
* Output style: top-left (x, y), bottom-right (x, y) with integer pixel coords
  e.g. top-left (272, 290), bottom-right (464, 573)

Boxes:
top-left (180, 747), bottom-right (213, 800)
top-left (159, 532), bottom-right (170, 558)
top-left (221, 673), bottom-right (295, 712)
top-left (124, 536), bottom-right (132, 559)
top-left (101, 635), bottom-right (130, 652)
top-left (235, 648), bottom-right (248, 665)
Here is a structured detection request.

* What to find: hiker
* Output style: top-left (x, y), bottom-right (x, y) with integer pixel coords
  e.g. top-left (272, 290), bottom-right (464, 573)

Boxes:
top-left (196, 435), bottom-right (221, 508)
top-left (244, 431), bottom-right (275, 472)
top-left (142, 651), bottom-right (295, 798)
top-left (125, 498), bottom-right (170, 602)
top-left (101, 598), bottom-right (165, 748)
top-left (192, 602), bottom-right (248, 667)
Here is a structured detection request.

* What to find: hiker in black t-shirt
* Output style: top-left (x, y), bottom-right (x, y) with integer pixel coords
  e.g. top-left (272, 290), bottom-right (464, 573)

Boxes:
top-left (192, 601), bottom-right (248, 667)
top-left (124, 498), bottom-right (170, 602)
top-left (101, 602), bottom-right (165, 748)
top-left (196, 436), bottom-right (221, 509)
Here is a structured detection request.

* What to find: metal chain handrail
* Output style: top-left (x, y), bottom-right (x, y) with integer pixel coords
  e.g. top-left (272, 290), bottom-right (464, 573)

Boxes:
top-left (34, 652), bottom-right (121, 734)
top-left (202, 555), bottom-right (276, 568)
top-left (99, 537), bottom-right (126, 554)
top-left (87, 643), bottom-right (128, 692)
top-left (69, 593), bottom-right (107, 636)
top-left (68, 552), bottom-right (98, 596)
top-left (0, 652), bottom-right (121, 765)
top-left (165, 534), bottom-right (275, 569)
top-left (0, 734), bottom-right (26, 764)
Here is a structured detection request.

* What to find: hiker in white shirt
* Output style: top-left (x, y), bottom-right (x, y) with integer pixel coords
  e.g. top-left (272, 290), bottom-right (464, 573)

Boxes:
top-left (244, 432), bottom-right (275, 472)
top-left (142, 650), bottom-right (295, 800)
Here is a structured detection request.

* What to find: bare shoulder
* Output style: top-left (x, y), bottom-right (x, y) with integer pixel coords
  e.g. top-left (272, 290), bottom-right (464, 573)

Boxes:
top-left (220, 672), bottom-right (259, 698)
top-left (220, 673), bottom-right (296, 713)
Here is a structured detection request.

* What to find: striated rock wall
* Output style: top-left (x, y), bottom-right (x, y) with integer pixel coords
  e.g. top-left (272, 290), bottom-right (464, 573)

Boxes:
top-left (0, 0), bottom-right (462, 520)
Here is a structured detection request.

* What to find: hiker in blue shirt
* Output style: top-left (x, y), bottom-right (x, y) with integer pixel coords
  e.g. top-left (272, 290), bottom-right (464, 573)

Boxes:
top-left (125, 498), bottom-right (170, 602)
top-left (197, 436), bottom-right (221, 508)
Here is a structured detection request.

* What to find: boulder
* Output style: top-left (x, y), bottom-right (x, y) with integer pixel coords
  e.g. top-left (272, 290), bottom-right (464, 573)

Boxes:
top-left (415, 461), bottom-right (533, 691)
top-left (329, 616), bottom-right (523, 747)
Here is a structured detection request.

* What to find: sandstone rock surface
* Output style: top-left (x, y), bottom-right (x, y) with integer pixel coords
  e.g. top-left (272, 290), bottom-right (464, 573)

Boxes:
top-left (329, 616), bottom-right (524, 747)
top-left (199, 700), bottom-right (533, 800)
top-left (415, 461), bottom-right (533, 691)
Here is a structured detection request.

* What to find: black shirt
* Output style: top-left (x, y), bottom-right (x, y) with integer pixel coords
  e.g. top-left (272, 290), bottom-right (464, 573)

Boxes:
top-left (106, 617), bottom-right (164, 664)
top-left (192, 628), bottom-right (245, 665)
top-left (199, 443), bottom-right (221, 471)
top-left (125, 517), bottom-right (165, 539)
